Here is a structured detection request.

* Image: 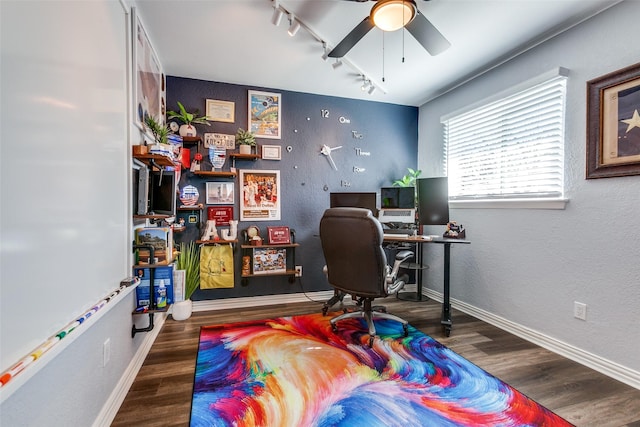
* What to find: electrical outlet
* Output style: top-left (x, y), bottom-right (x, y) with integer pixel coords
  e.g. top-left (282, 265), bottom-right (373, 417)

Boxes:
top-left (574, 302), bottom-right (587, 320)
top-left (295, 265), bottom-right (302, 277)
top-left (103, 338), bottom-right (111, 367)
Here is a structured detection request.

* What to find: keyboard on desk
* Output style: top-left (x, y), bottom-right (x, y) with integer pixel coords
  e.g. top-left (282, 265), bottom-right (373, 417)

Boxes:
top-left (383, 233), bottom-right (409, 239)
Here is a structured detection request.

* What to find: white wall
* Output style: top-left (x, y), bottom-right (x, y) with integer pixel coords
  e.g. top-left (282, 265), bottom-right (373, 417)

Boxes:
top-left (419, 0), bottom-right (640, 376)
top-left (0, 1), bottom-right (149, 425)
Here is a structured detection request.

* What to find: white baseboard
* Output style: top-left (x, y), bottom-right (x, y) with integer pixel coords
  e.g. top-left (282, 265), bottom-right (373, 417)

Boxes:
top-left (422, 288), bottom-right (640, 391)
top-left (93, 313), bottom-right (168, 427)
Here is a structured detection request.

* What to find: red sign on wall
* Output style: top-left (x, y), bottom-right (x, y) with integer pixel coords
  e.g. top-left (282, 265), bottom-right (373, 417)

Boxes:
top-left (207, 206), bottom-right (234, 226)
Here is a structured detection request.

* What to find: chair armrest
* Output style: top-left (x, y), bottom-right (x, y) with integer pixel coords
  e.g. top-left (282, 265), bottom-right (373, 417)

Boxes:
top-left (387, 250), bottom-right (414, 290)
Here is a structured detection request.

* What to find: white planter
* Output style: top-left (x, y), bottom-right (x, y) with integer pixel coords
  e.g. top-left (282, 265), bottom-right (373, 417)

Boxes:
top-left (239, 144), bottom-right (252, 155)
top-left (179, 124), bottom-right (197, 137)
top-left (171, 299), bottom-right (193, 321)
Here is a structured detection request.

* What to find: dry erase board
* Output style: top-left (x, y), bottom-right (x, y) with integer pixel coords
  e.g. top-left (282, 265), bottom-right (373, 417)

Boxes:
top-left (0, 0), bottom-right (129, 373)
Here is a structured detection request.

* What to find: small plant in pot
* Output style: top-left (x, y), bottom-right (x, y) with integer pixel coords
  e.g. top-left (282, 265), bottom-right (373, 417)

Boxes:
top-left (172, 241), bottom-right (200, 321)
top-left (235, 128), bottom-right (256, 154)
top-left (167, 101), bottom-right (211, 137)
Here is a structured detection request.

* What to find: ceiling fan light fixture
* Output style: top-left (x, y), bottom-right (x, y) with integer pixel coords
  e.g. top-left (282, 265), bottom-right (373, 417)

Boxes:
top-left (288, 17), bottom-right (301, 36)
top-left (371, 0), bottom-right (416, 32)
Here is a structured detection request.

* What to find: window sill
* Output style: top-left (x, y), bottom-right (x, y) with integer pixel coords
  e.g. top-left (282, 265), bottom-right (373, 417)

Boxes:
top-left (450, 198), bottom-right (568, 210)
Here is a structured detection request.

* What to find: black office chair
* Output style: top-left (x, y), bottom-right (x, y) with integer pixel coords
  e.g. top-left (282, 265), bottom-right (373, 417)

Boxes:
top-left (320, 207), bottom-right (414, 346)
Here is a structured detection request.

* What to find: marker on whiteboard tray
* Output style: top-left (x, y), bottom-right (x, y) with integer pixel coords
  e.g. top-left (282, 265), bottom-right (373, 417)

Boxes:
top-left (0, 355), bottom-right (35, 386)
top-left (31, 336), bottom-right (60, 359)
top-left (56, 321), bottom-right (80, 339)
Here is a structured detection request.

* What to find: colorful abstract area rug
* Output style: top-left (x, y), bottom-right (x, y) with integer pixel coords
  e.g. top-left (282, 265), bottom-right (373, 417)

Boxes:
top-left (191, 312), bottom-right (573, 427)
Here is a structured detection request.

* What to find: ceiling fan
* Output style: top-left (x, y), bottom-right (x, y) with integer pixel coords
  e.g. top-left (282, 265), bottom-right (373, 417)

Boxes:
top-left (328, 0), bottom-right (450, 58)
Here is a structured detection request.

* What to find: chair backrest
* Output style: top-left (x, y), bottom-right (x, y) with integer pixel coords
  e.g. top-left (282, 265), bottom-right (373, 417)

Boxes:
top-left (320, 207), bottom-right (388, 298)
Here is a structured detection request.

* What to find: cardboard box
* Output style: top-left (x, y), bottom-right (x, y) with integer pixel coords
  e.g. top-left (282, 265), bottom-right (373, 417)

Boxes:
top-left (134, 265), bottom-right (174, 309)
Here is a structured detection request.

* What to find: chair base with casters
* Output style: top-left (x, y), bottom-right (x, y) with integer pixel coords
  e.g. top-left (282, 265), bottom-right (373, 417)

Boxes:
top-left (320, 207), bottom-right (414, 347)
top-left (330, 296), bottom-right (410, 347)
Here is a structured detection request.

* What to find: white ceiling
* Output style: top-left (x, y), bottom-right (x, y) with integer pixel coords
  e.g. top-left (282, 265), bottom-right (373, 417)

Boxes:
top-left (135, 0), bottom-right (620, 107)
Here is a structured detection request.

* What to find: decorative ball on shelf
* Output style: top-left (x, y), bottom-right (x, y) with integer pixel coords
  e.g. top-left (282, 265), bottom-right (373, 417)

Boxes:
top-left (180, 185), bottom-right (200, 207)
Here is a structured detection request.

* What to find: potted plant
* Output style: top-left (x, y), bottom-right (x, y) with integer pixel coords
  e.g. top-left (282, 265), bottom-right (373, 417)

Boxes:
top-left (144, 116), bottom-right (170, 144)
top-left (393, 167), bottom-right (422, 187)
top-left (167, 101), bottom-right (211, 137)
top-left (235, 128), bottom-right (256, 154)
top-left (172, 241), bottom-right (200, 321)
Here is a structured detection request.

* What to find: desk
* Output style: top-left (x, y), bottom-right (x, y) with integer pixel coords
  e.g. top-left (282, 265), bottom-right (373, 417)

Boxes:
top-left (383, 235), bottom-right (470, 336)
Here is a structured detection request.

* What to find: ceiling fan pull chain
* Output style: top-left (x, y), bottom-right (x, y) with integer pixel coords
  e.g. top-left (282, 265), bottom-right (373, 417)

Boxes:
top-left (382, 31), bottom-right (386, 82)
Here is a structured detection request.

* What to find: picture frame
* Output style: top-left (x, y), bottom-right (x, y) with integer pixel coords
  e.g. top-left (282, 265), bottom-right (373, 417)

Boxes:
top-left (248, 90), bottom-right (281, 139)
top-left (206, 99), bottom-right (235, 123)
top-left (131, 8), bottom-right (164, 138)
top-left (586, 62), bottom-right (640, 179)
top-left (206, 182), bottom-right (235, 205)
top-left (239, 169), bottom-right (281, 221)
top-left (261, 145), bottom-right (282, 160)
top-left (252, 248), bottom-right (286, 275)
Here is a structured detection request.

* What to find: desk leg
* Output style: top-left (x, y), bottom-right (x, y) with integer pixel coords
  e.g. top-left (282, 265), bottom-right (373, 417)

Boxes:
top-left (397, 241), bottom-right (427, 302)
top-left (441, 243), bottom-right (452, 336)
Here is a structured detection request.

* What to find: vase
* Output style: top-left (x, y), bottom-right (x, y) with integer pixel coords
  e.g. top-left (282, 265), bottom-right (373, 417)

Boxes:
top-left (179, 124), bottom-right (197, 137)
top-left (239, 144), bottom-right (252, 155)
top-left (172, 299), bottom-right (193, 321)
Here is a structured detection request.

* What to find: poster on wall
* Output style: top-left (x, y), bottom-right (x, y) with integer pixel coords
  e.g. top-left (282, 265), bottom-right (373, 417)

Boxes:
top-left (248, 90), bottom-right (281, 139)
top-left (239, 169), bottom-right (281, 221)
top-left (132, 8), bottom-right (164, 139)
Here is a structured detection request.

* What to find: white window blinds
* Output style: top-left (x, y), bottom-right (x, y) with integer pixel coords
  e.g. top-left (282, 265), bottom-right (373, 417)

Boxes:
top-left (443, 71), bottom-right (567, 201)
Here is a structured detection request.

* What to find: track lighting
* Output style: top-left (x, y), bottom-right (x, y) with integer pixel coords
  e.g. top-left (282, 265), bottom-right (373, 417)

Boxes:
top-left (287, 17), bottom-right (301, 36)
top-left (321, 42), bottom-right (329, 61)
top-left (271, 6), bottom-right (284, 26)
top-left (332, 59), bottom-right (343, 70)
top-left (368, 85), bottom-right (376, 95)
top-left (361, 76), bottom-right (369, 91)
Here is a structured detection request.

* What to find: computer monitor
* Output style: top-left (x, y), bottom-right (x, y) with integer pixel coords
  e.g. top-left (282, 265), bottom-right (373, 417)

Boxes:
top-left (149, 169), bottom-right (177, 216)
top-left (380, 187), bottom-right (415, 209)
top-left (329, 192), bottom-right (377, 215)
top-left (416, 177), bottom-right (449, 225)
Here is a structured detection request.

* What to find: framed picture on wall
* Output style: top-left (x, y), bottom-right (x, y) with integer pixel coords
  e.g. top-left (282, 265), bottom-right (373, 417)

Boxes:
top-left (586, 62), bottom-right (640, 179)
top-left (239, 169), bottom-right (281, 221)
top-left (248, 90), bottom-right (281, 139)
top-left (206, 99), bottom-right (235, 123)
top-left (132, 8), bottom-right (164, 139)
top-left (206, 182), bottom-right (235, 205)
top-left (261, 145), bottom-right (282, 160)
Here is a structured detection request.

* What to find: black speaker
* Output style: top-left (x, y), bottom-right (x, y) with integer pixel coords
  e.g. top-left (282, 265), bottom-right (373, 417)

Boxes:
top-left (416, 177), bottom-right (449, 225)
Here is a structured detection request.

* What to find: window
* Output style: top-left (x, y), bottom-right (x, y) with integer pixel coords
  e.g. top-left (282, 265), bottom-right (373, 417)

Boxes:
top-left (442, 68), bottom-right (568, 207)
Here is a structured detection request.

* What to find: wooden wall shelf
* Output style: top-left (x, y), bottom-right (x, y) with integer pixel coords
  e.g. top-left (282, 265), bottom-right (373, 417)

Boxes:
top-left (193, 170), bottom-right (237, 178)
top-left (133, 153), bottom-right (177, 168)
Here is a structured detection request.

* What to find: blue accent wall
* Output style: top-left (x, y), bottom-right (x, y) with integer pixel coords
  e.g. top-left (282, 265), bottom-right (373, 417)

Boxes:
top-left (167, 76), bottom-right (418, 299)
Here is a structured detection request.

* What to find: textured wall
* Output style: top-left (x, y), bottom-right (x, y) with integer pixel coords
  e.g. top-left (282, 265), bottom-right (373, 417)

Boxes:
top-left (418, 0), bottom-right (640, 373)
top-left (167, 76), bottom-right (418, 300)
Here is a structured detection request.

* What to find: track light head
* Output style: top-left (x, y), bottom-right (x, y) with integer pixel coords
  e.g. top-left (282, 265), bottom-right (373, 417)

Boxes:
top-left (368, 85), bottom-right (376, 95)
top-left (271, 7), bottom-right (284, 26)
top-left (288, 18), bottom-right (301, 36)
top-left (321, 42), bottom-right (329, 61)
top-left (332, 59), bottom-right (343, 70)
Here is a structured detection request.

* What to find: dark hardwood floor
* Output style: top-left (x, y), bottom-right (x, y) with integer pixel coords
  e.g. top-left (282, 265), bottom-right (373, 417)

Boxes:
top-left (112, 297), bottom-right (640, 426)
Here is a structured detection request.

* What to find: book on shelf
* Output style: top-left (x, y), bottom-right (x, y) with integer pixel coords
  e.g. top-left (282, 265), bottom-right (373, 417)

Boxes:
top-left (133, 264), bottom-right (174, 309)
top-left (135, 226), bottom-right (174, 265)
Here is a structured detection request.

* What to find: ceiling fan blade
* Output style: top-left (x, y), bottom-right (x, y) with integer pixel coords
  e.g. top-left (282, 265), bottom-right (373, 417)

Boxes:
top-left (405, 11), bottom-right (450, 56)
top-left (328, 17), bottom-right (375, 58)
